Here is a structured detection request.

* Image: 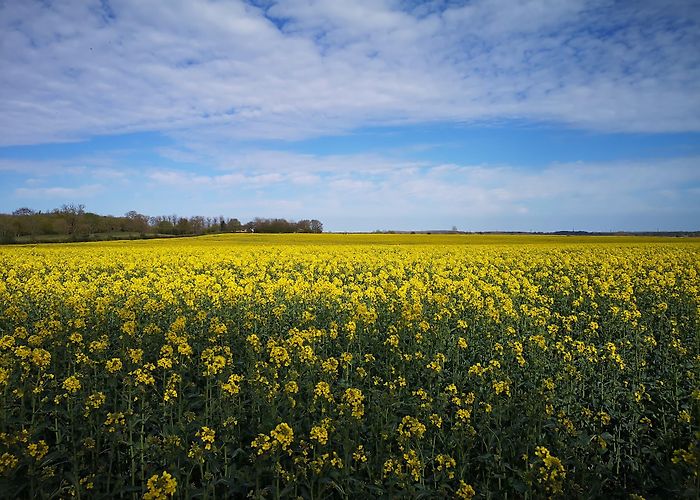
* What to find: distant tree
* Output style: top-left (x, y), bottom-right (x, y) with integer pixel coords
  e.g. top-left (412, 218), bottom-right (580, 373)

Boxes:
top-left (226, 218), bottom-right (242, 232)
top-left (83, 213), bottom-right (102, 235)
top-left (252, 218), bottom-right (297, 233)
top-left (242, 217), bottom-right (323, 234)
top-left (8, 211), bottom-right (37, 237)
top-left (190, 216), bottom-right (206, 234)
top-left (12, 207), bottom-right (35, 216)
top-left (155, 219), bottom-right (175, 234)
top-left (0, 207), bottom-right (321, 242)
top-left (175, 217), bottom-right (193, 235)
top-left (52, 218), bottom-right (69, 235)
top-left (0, 216), bottom-right (16, 243)
top-left (61, 203), bottom-right (85, 215)
top-left (149, 216), bottom-right (172, 234)
top-left (310, 219), bottom-right (323, 233)
top-left (39, 215), bottom-right (57, 235)
top-left (60, 204), bottom-right (86, 237)
top-left (296, 219), bottom-right (312, 232)
top-left (124, 211), bottom-right (149, 233)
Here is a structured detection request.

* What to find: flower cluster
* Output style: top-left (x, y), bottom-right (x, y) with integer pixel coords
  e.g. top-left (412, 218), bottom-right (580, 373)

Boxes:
top-left (0, 234), bottom-right (696, 498)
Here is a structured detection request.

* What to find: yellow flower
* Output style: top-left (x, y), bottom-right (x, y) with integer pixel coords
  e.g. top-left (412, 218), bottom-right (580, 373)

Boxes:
top-left (246, 334), bottom-right (261, 351)
top-left (314, 381), bottom-right (333, 402)
top-left (196, 426), bottom-right (216, 450)
top-left (352, 445), bottom-right (368, 463)
top-left (403, 449), bottom-right (423, 481)
top-left (434, 454), bottom-right (456, 478)
top-left (128, 348), bottom-right (143, 364)
top-left (456, 408), bottom-right (472, 423)
top-left (104, 412), bottom-right (126, 432)
top-left (251, 434), bottom-right (272, 455)
top-left (88, 335), bottom-right (109, 353)
top-left (202, 347), bottom-right (228, 376)
top-left (397, 416), bottom-right (426, 440)
top-left (177, 343), bottom-right (192, 356)
top-left (468, 363), bottom-right (485, 376)
top-left (542, 378), bottom-right (555, 391)
top-left (322, 357), bottom-right (339, 374)
top-left (426, 353), bottom-right (446, 373)
top-left (672, 446), bottom-right (697, 466)
top-left (143, 471), bottom-right (177, 500)
top-left (106, 358), bottom-right (123, 373)
top-left (534, 446), bottom-right (566, 494)
top-left (456, 480), bottom-right (476, 499)
top-left (385, 334), bottom-right (400, 348)
top-left (269, 345), bottom-right (291, 367)
top-left (383, 457), bottom-right (402, 478)
top-left (493, 380), bottom-right (511, 397)
top-left (121, 320), bottom-right (136, 336)
top-left (163, 386), bottom-right (177, 402)
top-left (270, 422), bottom-right (294, 451)
top-left (0, 335), bottom-right (15, 350)
top-left (130, 367), bottom-right (155, 387)
top-left (254, 422), bottom-right (295, 455)
top-left (0, 452), bottom-right (19, 474)
top-left (310, 425), bottom-right (328, 445)
top-left (342, 387), bottom-right (365, 418)
top-left (27, 440), bottom-right (48, 460)
top-left (83, 391), bottom-right (106, 415)
top-left (62, 375), bottom-right (81, 394)
top-left (222, 374), bottom-right (244, 396)
top-left (157, 357), bottom-right (173, 369)
top-left (596, 435), bottom-right (607, 450)
top-left (80, 475), bottom-right (95, 490)
top-left (30, 348), bottom-right (51, 369)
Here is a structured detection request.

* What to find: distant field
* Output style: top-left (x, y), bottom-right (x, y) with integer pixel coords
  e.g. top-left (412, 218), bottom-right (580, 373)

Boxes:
top-left (12, 231), bottom-right (176, 244)
top-left (12, 231), bottom-right (696, 247)
top-left (0, 235), bottom-right (698, 498)
top-left (139, 232), bottom-right (700, 246)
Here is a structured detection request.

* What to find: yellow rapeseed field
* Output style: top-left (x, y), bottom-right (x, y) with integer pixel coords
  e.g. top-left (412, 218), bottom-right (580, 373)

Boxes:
top-left (0, 234), bottom-right (698, 498)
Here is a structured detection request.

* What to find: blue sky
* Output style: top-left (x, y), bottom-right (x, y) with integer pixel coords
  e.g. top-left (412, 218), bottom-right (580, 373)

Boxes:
top-left (1, 0), bottom-right (699, 231)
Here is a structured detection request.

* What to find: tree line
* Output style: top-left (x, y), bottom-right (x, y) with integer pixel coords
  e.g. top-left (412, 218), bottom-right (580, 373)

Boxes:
top-left (0, 205), bottom-right (323, 243)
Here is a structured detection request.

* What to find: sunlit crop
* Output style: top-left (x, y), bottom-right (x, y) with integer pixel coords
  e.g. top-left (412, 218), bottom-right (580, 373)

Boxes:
top-left (0, 234), bottom-right (698, 498)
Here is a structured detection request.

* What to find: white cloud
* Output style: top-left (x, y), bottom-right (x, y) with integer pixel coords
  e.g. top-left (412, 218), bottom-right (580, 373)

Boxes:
top-left (14, 184), bottom-right (103, 199)
top-left (128, 152), bottom-right (700, 229)
top-left (1, 0), bottom-right (698, 145)
top-left (4, 148), bottom-right (698, 230)
top-left (147, 168), bottom-right (286, 188)
top-left (0, 157), bottom-right (135, 179)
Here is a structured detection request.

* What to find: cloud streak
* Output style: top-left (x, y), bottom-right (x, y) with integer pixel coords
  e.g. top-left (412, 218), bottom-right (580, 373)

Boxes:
top-left (1, 0), bottom-right (699, 146)
top-left (14, 184), bottom-right (103, 199)
top-left (4, 148), bottom-right (691, 230)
